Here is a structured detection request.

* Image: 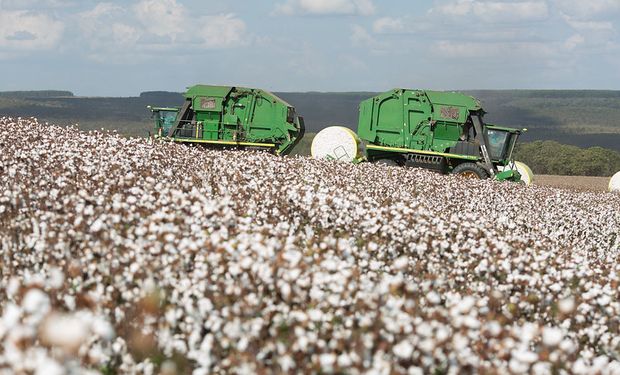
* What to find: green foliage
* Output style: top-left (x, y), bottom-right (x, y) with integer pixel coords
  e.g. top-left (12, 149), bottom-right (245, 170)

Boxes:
top-left (514, 141), bottom-right (620, 176)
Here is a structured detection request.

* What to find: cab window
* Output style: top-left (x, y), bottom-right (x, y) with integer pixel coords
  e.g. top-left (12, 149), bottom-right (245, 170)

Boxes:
top-left (487, 129), bottom-right (510, 160)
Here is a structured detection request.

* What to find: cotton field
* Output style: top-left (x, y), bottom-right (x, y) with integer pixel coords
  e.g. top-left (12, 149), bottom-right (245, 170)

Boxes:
top-left (1, 117), bottom-right (620, 374)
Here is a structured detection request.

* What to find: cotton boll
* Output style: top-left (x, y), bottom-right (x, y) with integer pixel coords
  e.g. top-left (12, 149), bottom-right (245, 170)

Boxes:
top-left (560, 339), bottom-right (577, 354)
top-left (542, 327), bottom-right (563, 347)
top-left (91, 317), bottom-right (115, 341)
top-left (393, 256), bottom-right (409, 271)
top-left (558, 297), bottom-right (575, 314)
top-left (512, 349), bottom-right (539, 364)
top-left (408, 367), bottom-right (424, 375)
top-left (532, 362), bottom-right (552, 375)
top-left (319, 353), bottom-right (336, 372)
top-left (34, 358), bottom-right (64, 375)
top-left (47, 267), bottom-right (64, 289)
top-left (6, 278), bottom-right (20, 298)
top-left (22, 289), bottom-right (50, 317)
top-left (40, 313), bottom-right (89, 354)
top-left (426, 292), bottom-right (441, 305)
top-left (90, 219), bottom-right (104, 233)
top-left (278, 355), bottom-right (295, 372)
top-left (1, 304), bottom-right (22, 334)
top-left (393, 340), bottom-right (414, 360)
top-left (337, 353), bottom-right (353, 367)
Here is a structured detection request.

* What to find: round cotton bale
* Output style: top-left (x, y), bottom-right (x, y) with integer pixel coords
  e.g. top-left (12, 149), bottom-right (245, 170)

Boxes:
top-left (498, 161), bottom-right (534, 185)
top-left (514, 161), bottom-right (534, 185)
top-left (610, 172), bottom-right (620, 193)
top-left (311, 126), bottom-right (365, 163)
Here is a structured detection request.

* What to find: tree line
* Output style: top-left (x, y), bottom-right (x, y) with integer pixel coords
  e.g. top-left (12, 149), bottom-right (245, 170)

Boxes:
top-left (514, 141), bottom-right (620, 177)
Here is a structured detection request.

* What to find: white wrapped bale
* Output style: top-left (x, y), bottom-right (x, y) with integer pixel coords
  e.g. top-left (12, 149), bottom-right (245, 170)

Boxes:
top-left (499, 161), bottom-right (534, 185)
top-left (514, 161), bottom-right (534, 185)
top-left (610, 172), bottom-right (620, 193)
top-left (311, 126), bottom-right (366, 163)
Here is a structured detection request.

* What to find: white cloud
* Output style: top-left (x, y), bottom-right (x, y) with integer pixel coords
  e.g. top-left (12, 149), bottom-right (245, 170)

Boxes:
top-left (426, 0), bottom-right (617, 62)
top-left (351, 25), bottom-right (375, 46)
top-left (111, 23), bottom-right (142, 48)
top-left (350, 25), bottom-right (389, 54)
top-left (132, 0), bottom-right (247, 48)
top-left (564, 34), bottom-right (585, 50)
top-left (133, 0), bottom-right (187, 40)
top-left (563, 17), bottom-right (614, 32)
top-left (286, 43), bottom-right (332, 78)
top-left (434, 40), bottom-right (552, 58)
top-left (554, 0), bottom-right (620, 19)
top-left (80, 2), bottom-right (122, 18)
top-left (77, 3), bottom-right (125, 35)
top-left (197, 14), bottom-right (247, 49)
top-left (433, 0), bottom-right (549, 22)
top-left (559, 12), bottom-right (617, 52)
top-left (74, 0), bottom-right (248, 60)
top-left (0, 0), bottom-right (74, 10)
top-left (373, 17), bottom-right (406, 34)
top-left (76, 2), bottom-right (140, 58)
top-left (0, 11), bottom-right (64, 51)
top-left (274, 0), bottom-right (375, 16)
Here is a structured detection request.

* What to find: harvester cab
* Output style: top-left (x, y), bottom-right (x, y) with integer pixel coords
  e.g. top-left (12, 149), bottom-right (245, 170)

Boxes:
top-left (148, 106), bottom-right (179, 138)
top-left (486, 125), bottom-right (523, 163)
top-left (459, 111), bottom-right (525, 180)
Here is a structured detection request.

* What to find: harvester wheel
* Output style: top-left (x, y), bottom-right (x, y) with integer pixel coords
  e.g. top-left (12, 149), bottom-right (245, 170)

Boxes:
top-left (375, 159), bottom-right (399, 167)
top-left (452, 163), bottom-right (489, 179)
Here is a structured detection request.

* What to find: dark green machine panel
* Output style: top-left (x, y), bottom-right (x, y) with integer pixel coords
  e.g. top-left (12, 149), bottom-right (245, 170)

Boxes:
top-left (357, 88), bottom-right (482, 155)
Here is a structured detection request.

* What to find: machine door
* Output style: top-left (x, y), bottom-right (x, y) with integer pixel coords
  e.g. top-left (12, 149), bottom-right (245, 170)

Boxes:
top-left (223, 95), bottom-right (251, 140)
top-left (406, 95), bottom-right (432, 149)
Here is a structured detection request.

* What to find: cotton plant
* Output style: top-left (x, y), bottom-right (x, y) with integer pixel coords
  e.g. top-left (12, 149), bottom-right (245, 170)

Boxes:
top-left (0, 117), bottom-right (619, 374)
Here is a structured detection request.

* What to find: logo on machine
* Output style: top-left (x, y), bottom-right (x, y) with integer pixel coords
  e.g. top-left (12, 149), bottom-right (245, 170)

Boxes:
top-left (200, 98), bottom-right (217, 109)
top-left (440, 106), bottom-right (460, 120)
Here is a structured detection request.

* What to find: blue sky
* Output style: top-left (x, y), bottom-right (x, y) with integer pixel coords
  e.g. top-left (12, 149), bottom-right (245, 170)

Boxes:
top-left (0, 0), bottom-right (619, 95)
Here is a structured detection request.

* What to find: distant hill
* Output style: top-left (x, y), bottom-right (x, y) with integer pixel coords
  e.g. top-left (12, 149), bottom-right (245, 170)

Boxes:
top-left (0, 89), bottom-right (618, 150)
top-left (0, 91), bottom-right (183, 137)
top-left (139, 91), bottom-right (183, 102)
top-left (467, 90), bottom-right (620, 151)
top-left (0, 90), bottom-right (74, 99)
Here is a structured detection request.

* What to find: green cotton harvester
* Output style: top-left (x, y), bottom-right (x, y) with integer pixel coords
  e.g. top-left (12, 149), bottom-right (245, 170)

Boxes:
top-left (312, 88), bottom-right (533, 183)
top-left (148, 85), bottom-right (305, 155)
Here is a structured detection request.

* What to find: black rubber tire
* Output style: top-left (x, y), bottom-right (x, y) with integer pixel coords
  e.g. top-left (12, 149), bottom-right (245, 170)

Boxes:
top-left (452, 163), bottom-right (490, 179)
top-left (375, 158), bottom-right (399, 167)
